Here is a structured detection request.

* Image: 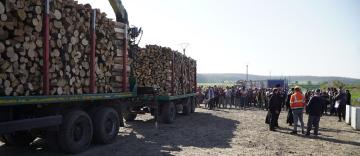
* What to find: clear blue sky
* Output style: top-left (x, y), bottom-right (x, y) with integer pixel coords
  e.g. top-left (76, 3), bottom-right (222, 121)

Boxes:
top-left (78, 0), bottom-right (360, 79)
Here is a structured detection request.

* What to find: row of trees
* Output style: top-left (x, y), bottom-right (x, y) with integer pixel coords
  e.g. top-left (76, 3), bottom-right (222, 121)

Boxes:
top-left (319, 80), bottom-right (346, 89)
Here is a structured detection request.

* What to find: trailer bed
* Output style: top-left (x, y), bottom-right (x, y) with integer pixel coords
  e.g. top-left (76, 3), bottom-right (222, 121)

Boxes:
top-left (0, 92), bottom-right (136, 106)
top-left (140, 93), bottom-right (197, 101)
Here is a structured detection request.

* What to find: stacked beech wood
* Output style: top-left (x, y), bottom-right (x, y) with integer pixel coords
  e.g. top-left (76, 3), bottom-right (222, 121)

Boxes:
top-left (109, 22), bottom-right (130, 93)
top-left (0, 0), bottom-right (129, 96)
top-left (133, 45), bottom-right (196, 96)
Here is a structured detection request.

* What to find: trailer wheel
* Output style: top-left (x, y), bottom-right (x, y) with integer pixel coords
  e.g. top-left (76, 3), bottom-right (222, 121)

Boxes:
top-left (191, 97), bottom-right (196, 113)
top-left (0, 131), bottom-right (35, 146)
top-left (58, 110), bottom-right (93, 154)
top-left (93, 107), bottom-right (120, 144)
top-left (161, 102), bottom-right (176, 124)
top-left (182, 98), bottom-right (191, 115)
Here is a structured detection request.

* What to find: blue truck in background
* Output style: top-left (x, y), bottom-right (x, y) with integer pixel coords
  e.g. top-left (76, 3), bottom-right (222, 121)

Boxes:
top-left (266, 79), bottom-right (287, 88)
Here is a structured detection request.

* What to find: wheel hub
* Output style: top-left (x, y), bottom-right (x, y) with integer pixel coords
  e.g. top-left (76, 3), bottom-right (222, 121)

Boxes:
top-left (104, 118), bottom-right (115, 134)
top-left (73, 123), bottom-right (84, 142)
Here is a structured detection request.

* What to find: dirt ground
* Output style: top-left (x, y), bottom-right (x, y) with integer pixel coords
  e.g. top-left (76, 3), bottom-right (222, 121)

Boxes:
top-left (1, 106), bottom-right (360, 156)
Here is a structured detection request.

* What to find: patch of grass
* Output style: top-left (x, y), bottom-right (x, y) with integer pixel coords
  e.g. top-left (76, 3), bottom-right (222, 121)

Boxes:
top-left (345, 83), bottom-right (360, 106)
top-left (350, 89), bottom-right (360, 106)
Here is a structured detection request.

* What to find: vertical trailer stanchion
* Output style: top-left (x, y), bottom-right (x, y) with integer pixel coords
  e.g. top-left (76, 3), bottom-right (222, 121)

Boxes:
top-left (194, 64), bottom-right (197, 107)
top-left (187, 59), bottom-right (190, 93)
top-left (90, 10), bottom-right (96, 93)
top-left (194, 65), bottom-right (197, 92)
top-left (171, 52), bottom-right (175, 96)
top-left (154, 89), bottom-right (159, 129)
top-left (181, 55), bottom-right (184, 94)
top-left (122, 25), bottom-right (128, 92)
top-left (43, 0), bottom-right (50, 95)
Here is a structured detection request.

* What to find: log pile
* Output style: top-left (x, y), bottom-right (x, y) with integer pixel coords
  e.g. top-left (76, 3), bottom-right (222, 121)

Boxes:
top-left (132, 45), bottom-right (196, 96)
top-left (0, 0), bottom-right (129, 96)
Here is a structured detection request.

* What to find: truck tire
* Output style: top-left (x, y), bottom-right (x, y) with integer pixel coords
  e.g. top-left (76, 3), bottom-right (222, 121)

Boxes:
top-left (58, 110), bottom-right (93, 154)
top-left (0, 131), bottom-right (35, 146)
top-left (161, 102), bottom-right (176, 124)
top-left (182, 98), bottom-right (191, 115)
top-left (191, 97), bottom-right (196, 113)
top-left (93, 107), bottom-right (120, 144)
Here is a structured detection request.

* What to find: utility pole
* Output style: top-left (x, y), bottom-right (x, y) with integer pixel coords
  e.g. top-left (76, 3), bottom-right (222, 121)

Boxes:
top-left (269, 70), bottom-right (272, 80)
top-left (246, 64), bottom-right (248, 82)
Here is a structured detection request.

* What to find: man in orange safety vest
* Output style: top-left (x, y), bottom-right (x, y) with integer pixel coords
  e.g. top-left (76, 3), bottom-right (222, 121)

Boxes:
top-left (290, 86), bottom-right (306, 134)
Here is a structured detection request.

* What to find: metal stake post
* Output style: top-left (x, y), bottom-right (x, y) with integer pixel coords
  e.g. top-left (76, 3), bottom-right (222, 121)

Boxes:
top-left (42, 0), bottom-right (50, 95)
top-left (90, 9), bottom-right (97, 93)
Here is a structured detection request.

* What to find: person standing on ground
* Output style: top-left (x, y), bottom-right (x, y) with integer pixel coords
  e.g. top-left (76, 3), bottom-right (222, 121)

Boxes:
top-left (329, 88), bottom-right (337, 116)
top-left (306, 89), bottom-right (324, 136)
top-left (241, 87), bottom-right (248, 109)
top-left (268, 88), bottom-right (282, 131)
top-left (321, 91), bottom-right (329, 115)
top-left (286, 88), bottom-right (294, 126)
top-left (290, 86), bottom-right (306, 134)
top-left (235, 88), bottom-right (240, 109)
top-left (207, 87), bottom-right (214, 110)
top-left (213, 87), bottom-right (219, 109)
top-left (265, 89), bottom-right (271, 111)
top-left (219, 88), bottom-right (225, 108)
top-left (231, 87), bottom-right (236, 108)
top-left (204, 88), bottom-right (209, 108)
top-left (346, 90), bottom-right (351, 106)
top-left (225, 87), bottom-right (231, 109)
top-left (334, 88), bottom-right (346, 122)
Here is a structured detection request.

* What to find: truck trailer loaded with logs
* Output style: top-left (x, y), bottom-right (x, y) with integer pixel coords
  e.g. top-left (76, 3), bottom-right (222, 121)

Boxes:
top-left (0, 0), bottom-right (197, 154)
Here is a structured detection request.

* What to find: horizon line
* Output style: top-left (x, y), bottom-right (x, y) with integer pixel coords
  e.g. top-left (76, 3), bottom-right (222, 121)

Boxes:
top-left (197, 73), bottom-right (360, 80)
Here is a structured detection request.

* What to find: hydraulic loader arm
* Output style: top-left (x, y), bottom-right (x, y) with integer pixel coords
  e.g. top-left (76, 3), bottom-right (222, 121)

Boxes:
top-left (109, 0), bottom-right (129, 24)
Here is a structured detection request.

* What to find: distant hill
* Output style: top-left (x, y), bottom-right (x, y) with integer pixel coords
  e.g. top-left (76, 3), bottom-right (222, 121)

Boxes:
top-left (197, 73), bottom-right (360, 84)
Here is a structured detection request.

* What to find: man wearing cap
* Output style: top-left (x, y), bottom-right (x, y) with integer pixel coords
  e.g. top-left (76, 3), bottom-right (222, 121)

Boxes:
top-left (306, 89), bottom-right (324, 136)
top-left (290, 86), bottom-right (305, 134)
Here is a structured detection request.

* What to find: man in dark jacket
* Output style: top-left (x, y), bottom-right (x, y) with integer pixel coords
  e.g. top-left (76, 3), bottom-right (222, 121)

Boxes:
top-left (334, 88), bottom-right (346, 122)
top-left (306, 89), bottom-right (324, 136)
top-left (321, 91), bottom-right (329, 115)
top-left (286, 88), bottom-right (294, 126)
top-left (268, 88), bottom-right (282, 131)
top-left (346, 90), bottom-right (351, 106)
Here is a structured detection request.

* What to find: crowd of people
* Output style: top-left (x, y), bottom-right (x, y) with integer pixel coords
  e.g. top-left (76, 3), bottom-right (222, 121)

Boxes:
top-left (270, 86), bottom-right (351, 135)
top-left (197, 85), bottom-right (352, 136)
top-left (197, 86), bottom-right (285, 110)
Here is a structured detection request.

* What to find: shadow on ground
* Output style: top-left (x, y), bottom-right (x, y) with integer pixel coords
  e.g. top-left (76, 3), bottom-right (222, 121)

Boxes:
top-left (0, 111), bottom-right (240, 156)
top-left (276, 126), bottom-right (360, 147)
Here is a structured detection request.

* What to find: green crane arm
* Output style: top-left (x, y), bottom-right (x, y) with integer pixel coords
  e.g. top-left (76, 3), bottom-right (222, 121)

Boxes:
top-left (109, 0), bottom-right (129, 24)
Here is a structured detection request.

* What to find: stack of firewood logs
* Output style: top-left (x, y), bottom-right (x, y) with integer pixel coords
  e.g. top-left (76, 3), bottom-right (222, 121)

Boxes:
top-left (0, 0), bottom-right (129, 96)
top-left (132, 45), bottom-right (196, 96)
